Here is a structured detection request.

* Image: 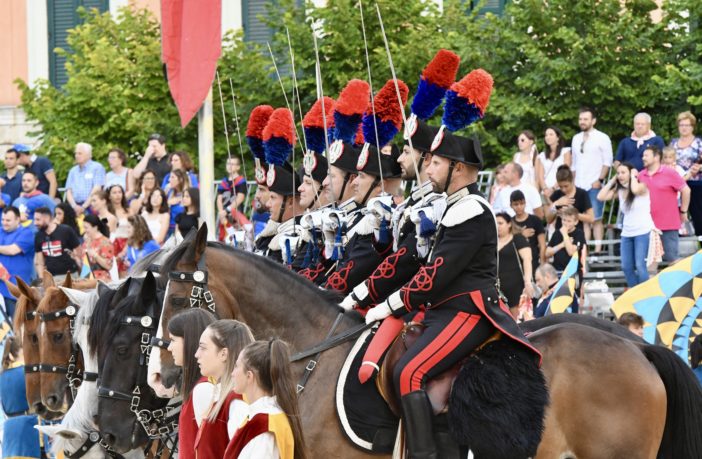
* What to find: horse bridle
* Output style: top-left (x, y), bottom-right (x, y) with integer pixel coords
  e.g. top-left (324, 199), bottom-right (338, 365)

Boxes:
top-left (166, 252), bottom-right (216, 315)
top-left (97, 304), bottom-right (177, 439)
top-left (36, 304), bottom-right (98, 395)
top-left (64, 430), bottom-right (125, 459)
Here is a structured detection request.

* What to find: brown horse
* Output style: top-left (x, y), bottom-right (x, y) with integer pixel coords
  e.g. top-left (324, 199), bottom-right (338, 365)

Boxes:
top-left (6, 272), bottom-right (64, 419)
top-left (35, 273), bottom-right (96, 412)
top-left (152, 226), bottom-right (702, 458)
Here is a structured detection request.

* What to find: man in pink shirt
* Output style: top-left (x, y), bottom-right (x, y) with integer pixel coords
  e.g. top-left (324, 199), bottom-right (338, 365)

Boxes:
top-left (638, 146), bottom-right (691, 261)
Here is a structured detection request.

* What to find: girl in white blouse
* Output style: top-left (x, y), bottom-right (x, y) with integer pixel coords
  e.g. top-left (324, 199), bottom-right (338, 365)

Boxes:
top-left (227, 339), bottom-right (307, 459)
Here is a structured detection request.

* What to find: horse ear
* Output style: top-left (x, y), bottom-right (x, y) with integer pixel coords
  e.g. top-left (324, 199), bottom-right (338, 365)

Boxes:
top-left (35, 424), bottom-right (80, 440)
top-left (194, 223), bottom-right (208, 261)
top-left (97, 280), bottom-right (113, 299)
top-left (3, 279), bottom-right (21, 299)
top-left (59, 287), bottom-right (91, 307)
top-left (140, 272), bottom-right (157, 303)
top-left (15, 277), bottom-right (33, 298)
top-left (62, 272), bottom-right (73, 288)
top-left (42, 270), bottom-right (55, 288)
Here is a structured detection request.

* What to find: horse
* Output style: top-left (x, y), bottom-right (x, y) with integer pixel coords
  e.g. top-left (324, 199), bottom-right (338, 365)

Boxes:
top-left (89, 273), bottom-right (173, 454)
top-left (37, 282), bottom-right (146, 459)
top-left (34, 273), bottom-right (97, 412)
top-left (149, 224), bottom-right (702, 458)
top-left (6, 272), bottom-right (64, 419)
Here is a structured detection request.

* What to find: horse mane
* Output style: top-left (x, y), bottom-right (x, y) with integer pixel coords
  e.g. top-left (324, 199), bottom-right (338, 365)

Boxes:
top-left (93, 293), bottom-right (144, 359)
top-left (73, 289), bottom-right (99, 343)
top-left (159, 241), bottom-right (343, 306)
top-left (12, 293), bottom-right (34, 337)
top-left (87, 288), bottom-right (117, 359)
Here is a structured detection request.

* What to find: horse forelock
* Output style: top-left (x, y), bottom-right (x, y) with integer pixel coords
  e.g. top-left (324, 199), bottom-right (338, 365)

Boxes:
top-left (36, 286), bottom-right (69, 315)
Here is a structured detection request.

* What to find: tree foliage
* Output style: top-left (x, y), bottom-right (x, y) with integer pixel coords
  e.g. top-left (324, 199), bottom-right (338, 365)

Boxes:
top-left (16, 0), bottom-right (702, 180)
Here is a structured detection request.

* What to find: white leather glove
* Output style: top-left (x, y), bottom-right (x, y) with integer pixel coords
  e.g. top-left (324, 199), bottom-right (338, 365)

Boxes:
top-left (339, 294), bottom-right (358, 311)
top-left (365, 302), bottom-right (392, 324)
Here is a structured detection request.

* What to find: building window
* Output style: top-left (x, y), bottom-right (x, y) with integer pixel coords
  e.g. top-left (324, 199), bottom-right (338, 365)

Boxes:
top-left (471, 0), bottom-right (508, 16)
top-left (47, 0), bottom-right (109, 88)
top-left (242, 0), bottom-right (274, 45)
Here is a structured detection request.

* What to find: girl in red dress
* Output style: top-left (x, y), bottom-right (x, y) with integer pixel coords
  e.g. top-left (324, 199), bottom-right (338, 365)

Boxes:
top-left (193, 320), bottom-right (254, 457)
top-left (226, 339), bottom-right (307, 459)
top-left (166, 309), bottom-right (216, 459)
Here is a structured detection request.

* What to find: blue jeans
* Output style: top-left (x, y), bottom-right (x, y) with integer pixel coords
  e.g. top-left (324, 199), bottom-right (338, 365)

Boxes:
top-left (660, 230), bottom-right (679, 262)
top-left (621, 233), bottom-right (650, 287)
top-left (587, 187), bottom-right (605, 220)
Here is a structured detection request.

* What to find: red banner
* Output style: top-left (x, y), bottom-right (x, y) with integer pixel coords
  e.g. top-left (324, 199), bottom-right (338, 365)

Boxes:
top-left (161, 0), bottom-right (222, 127)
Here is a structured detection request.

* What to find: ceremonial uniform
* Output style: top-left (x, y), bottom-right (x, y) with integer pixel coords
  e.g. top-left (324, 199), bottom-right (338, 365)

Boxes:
top-left (224, 396), bottom-right (294, 459)
top-left (324, 79), bottom-right (407, 294)
top-left (194, 390), bottom-right (244, 458)
top-left (347, 120), bottom-right (445, 309)
top-left (178, 377), bottom-right (214, 459)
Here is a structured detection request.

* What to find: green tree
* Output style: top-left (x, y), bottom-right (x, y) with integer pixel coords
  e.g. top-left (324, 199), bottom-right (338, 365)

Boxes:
top-left (17, 7), bottom-right (196, 182)
top-left (454, 0), bottom-right (672, 163)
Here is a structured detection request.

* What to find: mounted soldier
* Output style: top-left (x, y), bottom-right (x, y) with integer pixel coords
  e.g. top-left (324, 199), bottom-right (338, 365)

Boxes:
top-left (299, 80), bottom-right (370, 284)
top-left (339, 49), bottom-right (460, 311)
top-left (323, 79), bottom-right (406, 294)
top-left (247, 105), bottom-right (278, 255)
top-left (364, 70), bottom-right (542, 459)
top-left (261, 108), bottom-right (307, 265)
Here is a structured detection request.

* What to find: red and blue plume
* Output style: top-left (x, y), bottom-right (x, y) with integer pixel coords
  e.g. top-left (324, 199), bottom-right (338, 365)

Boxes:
top-left (333, 80), bottom-right (370, 143)
top-left (302, 97), bottom-right (336, 154)
top-left (263, 108), bottom-right (296, 166)
top-left (362, 79), bottom-right (409, 147)
top-left (246, 105), bottom-right (274, 161)
top-left (442, 69), bottom-right (494, 131)
top-left (411, 49), bottom-right (460, 120)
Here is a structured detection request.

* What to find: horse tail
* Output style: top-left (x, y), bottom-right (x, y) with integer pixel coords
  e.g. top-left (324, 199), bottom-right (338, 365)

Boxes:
top-left (641, 344), bottom-right (702, 459)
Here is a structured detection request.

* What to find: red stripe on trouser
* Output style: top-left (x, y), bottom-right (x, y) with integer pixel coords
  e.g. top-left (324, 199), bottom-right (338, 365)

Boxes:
top-left (399, 312), bottom-right (481, 395)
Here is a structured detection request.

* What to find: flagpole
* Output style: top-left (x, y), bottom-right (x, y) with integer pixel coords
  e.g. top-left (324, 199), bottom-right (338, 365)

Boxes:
top-left (198, 88), bottom-right (216, 240)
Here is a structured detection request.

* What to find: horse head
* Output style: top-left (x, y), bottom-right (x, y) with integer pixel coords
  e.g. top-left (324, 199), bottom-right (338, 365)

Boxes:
top-left (35, 273), bottom-right (86, 412)
top-left (95, 272), bottom-right (168, 453)
top-left (5, 274), bottom-right (61, 419)
top-left (148, 224), bottom-right (241, 396)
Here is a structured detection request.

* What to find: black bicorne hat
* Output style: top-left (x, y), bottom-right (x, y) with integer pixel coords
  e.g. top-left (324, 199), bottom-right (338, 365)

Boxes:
top-left (356, 143), bottom-right (403, 178)
top-left (404, 118), bottom-right (439, 154)
top-left (299, 151), bottom-right (329, 184)
top-left (430, 128), bottom-right (483, 170)
top-left (266, 163), bottom-right (301, 196)
top-left (328, 140), bottom-right (360, 175)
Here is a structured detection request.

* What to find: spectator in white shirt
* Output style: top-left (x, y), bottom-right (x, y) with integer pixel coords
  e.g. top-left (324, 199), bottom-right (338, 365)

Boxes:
top-left (571, 107), bottom-right (613, 252)
top-left (493, 162), bottom-right (544, 219)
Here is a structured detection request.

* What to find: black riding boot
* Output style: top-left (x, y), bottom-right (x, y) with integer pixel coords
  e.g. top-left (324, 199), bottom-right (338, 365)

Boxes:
top-left (401, 390), bottom-right (437, 459)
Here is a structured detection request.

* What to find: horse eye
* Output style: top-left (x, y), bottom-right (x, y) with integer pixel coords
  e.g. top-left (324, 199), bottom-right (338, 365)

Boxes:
top-left (117, 346), bottom-right (129, 357)
top-left (52, 333), bottom-right (64, 343)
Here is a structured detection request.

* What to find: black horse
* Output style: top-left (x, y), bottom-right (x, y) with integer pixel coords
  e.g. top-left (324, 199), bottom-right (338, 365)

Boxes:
top-left (88, 273), bottom-right (171, 453)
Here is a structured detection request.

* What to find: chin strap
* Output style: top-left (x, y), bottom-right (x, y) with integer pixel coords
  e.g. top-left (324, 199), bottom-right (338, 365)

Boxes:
top-left (337, 173), bottom-right (352, 204)
top-left (444, 161), bottom-right (457, 194)
top-left (277, 195), bottom-right (288, 223)
top-left (360, 177), bottom-right (381, 207)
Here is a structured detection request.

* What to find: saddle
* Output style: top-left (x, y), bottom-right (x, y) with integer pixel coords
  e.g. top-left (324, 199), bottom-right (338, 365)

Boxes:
top-left (376, 320), bottom-right (502, 417)
top-left (335, 315), bottom-right (501, 454)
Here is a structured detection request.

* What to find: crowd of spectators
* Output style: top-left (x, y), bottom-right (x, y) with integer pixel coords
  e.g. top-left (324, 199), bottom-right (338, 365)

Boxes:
top-left (0, 108), bottom-right (700, 321)
top-left (0, 134), bottom-right (267, 319)
top-left (491, 108), bottom-right (700, 319)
